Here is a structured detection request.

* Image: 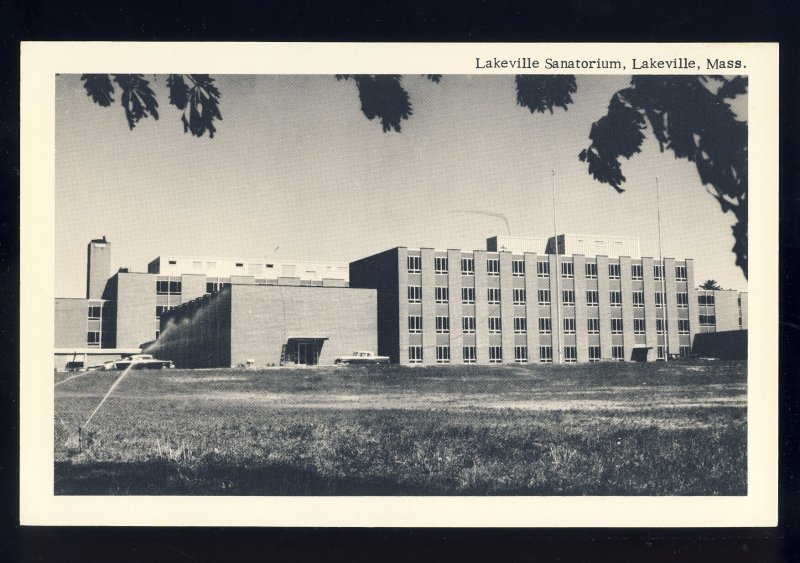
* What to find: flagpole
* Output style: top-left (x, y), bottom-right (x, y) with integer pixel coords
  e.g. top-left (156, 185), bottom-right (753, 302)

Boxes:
top-left (552, 169), bottom-right (562, 364)
top-left (656, 175), bottom-right (669, 361)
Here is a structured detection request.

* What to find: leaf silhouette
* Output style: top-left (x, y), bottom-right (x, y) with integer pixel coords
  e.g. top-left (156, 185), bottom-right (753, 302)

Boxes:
top-left (337, 74), bottom-right (413, 132)
top-left (515, 75), bottom-right (577, 114)
top-left (167, 74), bottom-right (190, 110)
top-left (425, 75), bottom-right (442, 83)
top-left (179, 75), bottom-right (222, 138)
top-left (81, 74), bottom-right (115, 107)
top-left (111, 74), bottom-right (159, 129)
top-left (579, 76), bottom-right (748, 277)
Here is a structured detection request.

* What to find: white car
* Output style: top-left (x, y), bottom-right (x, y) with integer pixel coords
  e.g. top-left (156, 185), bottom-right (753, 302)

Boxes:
top-left (113, 354), bottom-right (174, 370)
top-left (334, 351), bottom-right (390, 365)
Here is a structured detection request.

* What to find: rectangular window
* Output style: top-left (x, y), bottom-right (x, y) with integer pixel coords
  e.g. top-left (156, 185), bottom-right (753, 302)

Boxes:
top-left (461, 258), bottom-right (474, 275)
top-left (513, 288), bottom-right (526, 305)
top-left (611, 318), bottom-right (623, 334)
top-left (463, 346), bottom-right (477, 363)
top-left (679, 345), bottom-right (691, 358)
top-left (675, 265), bottom-right (687, 281)
top-left (656, 318), bottom-right (665, 334)
top-left (155, 330), bottom-right (160, 340)
top-left (489, 346), bottom-right (503, 363)
top-left (408, 285), bottom-right (422, 303)
top-left (654, 264), bottom-right (664, 280)
top-left (633, 291), bottom-right (645, 308)
top-left (562, 290), bottom-right (575, 306)
top-left (677, 292), bottom-right (689, 308)
top-left (408, 315), bottom-right (422, 333)
top-left (538, 289), bottom-right (551, 305)
top-left (513, 317), bottom-right (527, 334)
top-left (436, 345), bottom-right (450, 363)
top-left (700, 314), bottom-right (717, 326)
top-left (589, 346), bottom-right (601, 362)
top-left (563, 317), bottom-right (576, 334)
top-left (612, 345), bottom-right (625, 361)
top-left (156, 280), bottom-right (169, 294)
top-left (539, 346), bottom-right (553, 363)
top-left (461, 287), bottom-right (475, 304)
top-left (631, 264), bottom-right (643, 280)
top-left (206, 281), bottom-right (217, 293)
top-left (585, 262), bottom-right (597, 279)
top-left (699, 293), bottom-right (715, 306)
top-left (539, 317), bottom-right (552, 334)
top-left (564, 346), bottom-right (577, 363)
top-left (462, 316), bottom-right (476, 333)
top-left (87, 331), bottom-right (100, 346)
top-left (169, 281), bottom-right (182, 294)
top-left (487, 258), bottom-right (500, 276)
top-left (678, 319), bottom-right (690, 334)
top-left (655, 292), bottom-right (665, 308)
top-left (88, 306), bottom-right (101, 320)
top-left (436, 316), bottom-right (450, 333)
top-left (586, 290), bottom-right (599, 306)
top-left (514, 346), bottom-right (528, 363)
top-left (634, 318), bottom-right (646, 334)
top-left (537, 261), bottom-right (550, 277)
top-left (561, 261), bottom-right (574, 278)
top-left (609, 291), bottom-right (622, 307)
top-left (609, 263), bottom-right (621, 279)
top-left (488, 288), bottom-right (501, 304)
top-left (408, 345), bottom-right (423, 363)
top-left (512, 260), bottom-right (525, 276)
top-left (156, 305), bottom-right (169, 319)
top-left (435, 286), bottom-right (449, 303)
top-left (587, 318), bottom-right (600, 334)
top-left (407, 255), bottom-right (421, 273)
top-left (488, 317), bottom-right (502, 333)
top-left (435, 256), bottom-right (448, 274)
top-left (657, 345), bottom-right (666, 360)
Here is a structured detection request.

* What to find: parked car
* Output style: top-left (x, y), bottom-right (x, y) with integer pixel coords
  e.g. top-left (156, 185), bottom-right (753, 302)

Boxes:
top-left (113, 354), bottom-right (174, 370)
top-left (334, 351), bottom-right (390, 365)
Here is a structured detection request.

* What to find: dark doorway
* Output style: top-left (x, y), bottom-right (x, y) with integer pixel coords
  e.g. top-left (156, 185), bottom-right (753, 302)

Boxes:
top-left (631, 347), bottom-right (650, 362)
top-left (284, 337), bottom-right (328, 365)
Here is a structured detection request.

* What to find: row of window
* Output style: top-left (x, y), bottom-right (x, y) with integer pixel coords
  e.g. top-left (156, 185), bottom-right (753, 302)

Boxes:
top-left (409, 315), bottom-right (689, 335)
top-left (409, 286), bottom-right (689, 308)
top-left (156, 280), bottom-right (182, 295)
top-left (407, 344), bottom-right (692, 363)
top-left (407, 256), bottom-right (687, 281)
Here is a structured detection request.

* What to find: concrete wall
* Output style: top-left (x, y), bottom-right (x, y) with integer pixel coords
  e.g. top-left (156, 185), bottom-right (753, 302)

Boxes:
top-left (113, 273), bottom-right (158, 349)
top-left (55, 297), bottom-right (112, 349)
top-left (349, 248), bottom-right (401, 363)
top-left (87, 240), bottom-right (111, 299)
top-left (55, 298), bottom-right (91, 348)
top-left (229, 285), bottom-right (376, 367)
top-left (715, 290), bottom-right (743, 332)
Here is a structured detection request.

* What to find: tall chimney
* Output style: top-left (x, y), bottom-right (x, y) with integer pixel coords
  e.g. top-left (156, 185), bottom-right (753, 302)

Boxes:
top-left (86, 236), bottom-right (111, 299)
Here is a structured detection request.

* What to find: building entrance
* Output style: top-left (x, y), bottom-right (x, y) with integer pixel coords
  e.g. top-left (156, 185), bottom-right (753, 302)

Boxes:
top-left (283, 337), bottom-right (328, 365)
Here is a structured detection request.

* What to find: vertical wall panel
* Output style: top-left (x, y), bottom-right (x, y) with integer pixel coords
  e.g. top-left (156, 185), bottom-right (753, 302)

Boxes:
top-left (474, 250), bottom-right (489, 364)
top-left (596, 255), bottom-right (611, 360)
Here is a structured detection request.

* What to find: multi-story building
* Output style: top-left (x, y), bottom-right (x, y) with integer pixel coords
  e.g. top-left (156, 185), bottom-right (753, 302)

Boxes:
top-left (697, 289), bottom-right (749, 333)
top-left (55, 235), bottom-right (748, 369)
top-left (54, 238), bottom-right (352, 369)
top-left (350, 235), bottom-right (703, 365)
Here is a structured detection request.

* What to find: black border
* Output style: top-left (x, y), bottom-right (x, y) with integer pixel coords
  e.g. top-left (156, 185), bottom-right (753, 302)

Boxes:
top-left (5, 0), bottom-right (799, 561)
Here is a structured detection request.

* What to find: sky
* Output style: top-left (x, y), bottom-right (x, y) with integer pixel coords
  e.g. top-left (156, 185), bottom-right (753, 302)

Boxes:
top-left (55, 74), bottom-right (748, 297)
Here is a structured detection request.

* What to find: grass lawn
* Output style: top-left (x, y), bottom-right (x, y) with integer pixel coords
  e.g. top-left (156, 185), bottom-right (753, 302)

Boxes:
top-left (54, 360), bottom-right (746, 496)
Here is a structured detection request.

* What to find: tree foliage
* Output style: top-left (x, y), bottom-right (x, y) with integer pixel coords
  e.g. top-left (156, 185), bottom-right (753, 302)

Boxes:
top-left (700, 279), bottom-right (723, 290)
top-left (81, 74), bottom-right (222, 137)
top-left (578, 76), bottom-right (748, 278)
top-left (78, 73), bottom-right (748, 278)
